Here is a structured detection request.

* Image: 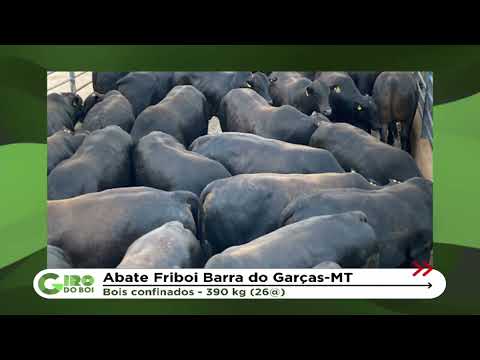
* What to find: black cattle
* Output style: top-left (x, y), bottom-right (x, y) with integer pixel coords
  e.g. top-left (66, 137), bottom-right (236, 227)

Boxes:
top-left (47, 245), bottom-right (73, 269)
top-left (116, 72), bottom-right (174, 117)
top-left (92, 72), bottom-right (129, 94)
top-left (190, 132), bottom-right (344, 176)
top-left (310, 111), bottom-right (332, 126)
top-left (242, 72), bottom-right (273, 104)
top-left (269, 71), bottom-right (332, 116)
top-left (373, 71), bottom-right (419, 151)
top-left (47, 130), bottom-right (87, 175)
top-left (296, 71), bottom-right (316, 80)
top-left (117, 221), bottom-right (206, 268)
top-left (316, 72), bottom-right (380, 133)
top-left (74, 127), bottom-right (91, 137)
top-left (280, 177), bottom-right (433, 268)
top-left (48, 187), bottom-right (199, 268)
top-left (131, 85), bottom-right (210, 146)
top-left (313, 262), bottom-right (342, 269)
top-left (205, 211), bottom-right (379, 269)
top-left (173, 71), bottom-right (272, 115)
top-left (80, 90), bottom-right (135, 132)
top-left (81, 92), bottom-right (102, 120)
top-left (134, 131), bottom-right (231, 196)
top-left (199, 172), bottom-right (378, 254)
top-left (48, 125), bottom-right (132, 200)
top-left (218, 88), bottom-right (318, 145)
top-left (47, 92), bottom-right (83, 136)
top-left (309, 121), bottom-right (422, 185)
top-left (348, 72), bottom-right (381, 95)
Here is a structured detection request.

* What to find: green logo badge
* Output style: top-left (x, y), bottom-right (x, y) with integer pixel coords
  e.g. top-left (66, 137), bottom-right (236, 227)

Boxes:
top-left (38, 273), bottom-right (95, 295)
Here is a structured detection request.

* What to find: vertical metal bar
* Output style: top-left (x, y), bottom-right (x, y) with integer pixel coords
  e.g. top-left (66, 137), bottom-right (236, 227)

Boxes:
top-left (420, 71), bottom-right (433, 147)
top-left (69, 71), bottom-right (76, 93)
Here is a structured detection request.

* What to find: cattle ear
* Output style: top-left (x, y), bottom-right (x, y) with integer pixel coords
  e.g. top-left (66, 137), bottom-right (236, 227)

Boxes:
top-left (305, 86), bottom-right (314, 96)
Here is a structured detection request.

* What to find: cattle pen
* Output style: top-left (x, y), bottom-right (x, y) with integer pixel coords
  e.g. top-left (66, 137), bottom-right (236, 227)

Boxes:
top-left (47, 71), bottom-right (433, 179)
top-left (47, 72), bottom-right (93, 99)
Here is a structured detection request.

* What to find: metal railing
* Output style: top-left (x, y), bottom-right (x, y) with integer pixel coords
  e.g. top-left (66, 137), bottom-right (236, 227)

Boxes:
top-left (47, 71), bottom-right (93, 95)
top-left (415, 71), bottom-right (433, 147)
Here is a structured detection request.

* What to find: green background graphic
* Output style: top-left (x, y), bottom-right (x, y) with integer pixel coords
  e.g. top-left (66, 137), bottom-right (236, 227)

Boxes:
top-left (0, 45), bottom-right (479, 314)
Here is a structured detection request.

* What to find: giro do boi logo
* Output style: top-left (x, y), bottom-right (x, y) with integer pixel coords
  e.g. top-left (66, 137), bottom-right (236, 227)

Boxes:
top-left (37, 272), bottom-right (95, 295)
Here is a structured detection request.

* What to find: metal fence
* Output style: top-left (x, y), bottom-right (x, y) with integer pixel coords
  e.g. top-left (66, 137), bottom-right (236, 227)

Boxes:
top-left (415, 71), bottom-right (433, 147)
top-left (47, 71), bottom-right (93, 95)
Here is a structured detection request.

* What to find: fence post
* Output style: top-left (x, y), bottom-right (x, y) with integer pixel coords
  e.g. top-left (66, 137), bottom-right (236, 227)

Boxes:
top-left (69, 72), bottom-right (76, 93)
top-left (417, 71), bottom-right (433, 148)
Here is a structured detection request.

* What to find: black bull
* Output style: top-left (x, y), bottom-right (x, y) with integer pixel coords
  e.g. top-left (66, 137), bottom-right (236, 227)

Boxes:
top-left (199, 172), bottom-right (379, 254)
top-left (280, 177), bottom-right (433, 268)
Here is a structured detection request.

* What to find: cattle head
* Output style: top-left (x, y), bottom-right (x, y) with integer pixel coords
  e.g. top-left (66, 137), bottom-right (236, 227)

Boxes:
top-left (326, 77), bottom-right (380, 131)
top-left (242, 72), bottom-right (273, 105)
top-left (305, 80), bottom-right (332, 116)
top-left (81, 92), bottom-right (103, 121)
top-left (269, 75), bottom-right (278, 84)
top-left (61, 92), bottom-right (84, 123)
top-left (354, 95), bottom-right (380, 131)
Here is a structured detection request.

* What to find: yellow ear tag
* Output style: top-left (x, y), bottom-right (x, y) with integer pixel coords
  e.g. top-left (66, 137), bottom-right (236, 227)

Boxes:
top-left (357, 105), bottom-right (362, 111)
top-left (334, 86), bottom-right (341, 93)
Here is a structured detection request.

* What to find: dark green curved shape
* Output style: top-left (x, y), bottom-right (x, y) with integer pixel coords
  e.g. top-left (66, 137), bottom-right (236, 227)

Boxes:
top-left (0, 56), bottom-right (45, 145)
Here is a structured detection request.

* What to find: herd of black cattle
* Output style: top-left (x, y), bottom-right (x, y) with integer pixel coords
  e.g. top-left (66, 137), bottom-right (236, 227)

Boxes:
top-left (47, 71), bottom-right (432, 269)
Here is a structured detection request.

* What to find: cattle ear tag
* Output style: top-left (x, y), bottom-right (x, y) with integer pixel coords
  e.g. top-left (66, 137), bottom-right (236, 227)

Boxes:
top-left (334, 86), bottom-right (341, 93)
top-left (357, 105), bottom-right (363, 111)
top-left (305, 89), bottom-right (310, 96)
top-left (246, 82), bottom-right (252, 88)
